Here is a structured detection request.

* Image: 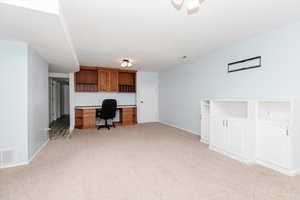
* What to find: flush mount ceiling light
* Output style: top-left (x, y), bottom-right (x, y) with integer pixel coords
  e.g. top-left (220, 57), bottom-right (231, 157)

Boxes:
top-left (121, 59), bottom-right (133, 68)
top-left (171, 0), bottom-right (204, 15)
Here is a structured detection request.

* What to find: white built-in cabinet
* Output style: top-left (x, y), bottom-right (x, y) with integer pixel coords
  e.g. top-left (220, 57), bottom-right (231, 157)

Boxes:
top-left (202, 100), bottom-right (300, 176)
top-left (256, 101), bottom-right (292, 172)
top-left (209, 101), bottom-right (253, 163)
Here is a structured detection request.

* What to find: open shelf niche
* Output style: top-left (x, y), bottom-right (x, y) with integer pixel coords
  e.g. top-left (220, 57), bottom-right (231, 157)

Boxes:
top-left (118, 72), bottom-right (136, 93)
top-left (75, 69), bottom-right (98, 92)
top-left (258, 101), bottom-right (291, 122)
top-left (211, 101), bottom-right (248, 119)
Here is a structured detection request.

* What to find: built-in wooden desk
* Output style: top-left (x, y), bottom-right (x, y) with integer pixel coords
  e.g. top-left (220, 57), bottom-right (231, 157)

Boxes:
top-left (75, 105), bottom-right (137, 129)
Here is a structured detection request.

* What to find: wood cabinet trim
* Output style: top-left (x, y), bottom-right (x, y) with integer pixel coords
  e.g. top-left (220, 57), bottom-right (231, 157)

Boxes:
top-left (81, 66), bottom-right (137, 73)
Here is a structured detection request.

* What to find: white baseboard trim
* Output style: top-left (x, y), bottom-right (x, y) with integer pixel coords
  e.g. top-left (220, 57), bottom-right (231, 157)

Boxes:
top-left (289, 168), bottom-right (300, 176)
top-left (200, 138), bottom-right (209, 144)
top-left (209, 146), bottom-right (254, 165)
top-left (0, 161), bottom-right (29, 169)
top-left (159, 121), bottom-right (200, 136)
top-left (28, 139), bottom-right (49, 163)
top-left (0, 139), bottom-right (48, 169)
top-left (256, 159), bottom-right (300, 176)
top-left (208, 147), bottom-right (300, 176)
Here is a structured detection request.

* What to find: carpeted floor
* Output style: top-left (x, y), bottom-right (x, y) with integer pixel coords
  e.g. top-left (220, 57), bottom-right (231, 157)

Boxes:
top-left (1, 123), bottom-right (299, 200)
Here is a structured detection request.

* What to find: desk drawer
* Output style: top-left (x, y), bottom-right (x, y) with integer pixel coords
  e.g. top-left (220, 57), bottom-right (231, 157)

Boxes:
top-left (122, 108), bottom-right (136, 113)
top-left (83, 112), bottom-right (96, 117)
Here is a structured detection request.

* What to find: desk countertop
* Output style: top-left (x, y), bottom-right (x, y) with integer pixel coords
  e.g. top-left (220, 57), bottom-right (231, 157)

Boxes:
top-left (75, 105), bottom-right (136, 110)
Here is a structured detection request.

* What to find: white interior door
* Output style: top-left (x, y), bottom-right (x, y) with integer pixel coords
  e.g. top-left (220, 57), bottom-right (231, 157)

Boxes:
top-left (51, 80), bottom-right (57, 121)
top-left (257, 121), bottom-right (290, 169)
top-left (228, 119), bottom-right (245, 158)
top-left (56, 82), bottom-right (61, 119)
top-left (210, 118), bottom-right (227, 150)
top-left (137, 71), bottom-right (159, 123)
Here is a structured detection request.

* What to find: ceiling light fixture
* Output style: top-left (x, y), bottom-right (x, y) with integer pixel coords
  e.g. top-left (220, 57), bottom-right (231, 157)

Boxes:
top-left (171, 0), bottom-right (184, 9)
top-left (121, 59), bottom-right (133, 68)
top-left (172, 0), bottom-right (204, 15)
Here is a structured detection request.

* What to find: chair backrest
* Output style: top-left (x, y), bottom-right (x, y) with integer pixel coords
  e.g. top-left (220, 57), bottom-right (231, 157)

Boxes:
top-left (100, 99), bottom-right (117, 119)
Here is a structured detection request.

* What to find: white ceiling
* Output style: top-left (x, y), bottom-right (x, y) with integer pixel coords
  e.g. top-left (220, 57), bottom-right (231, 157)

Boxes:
top-left (0, 2), bottom-right (79, 73)
top-left (60, 0), bottom-right (300, 71)
top-left (1, 0), bottom-right (300, 72)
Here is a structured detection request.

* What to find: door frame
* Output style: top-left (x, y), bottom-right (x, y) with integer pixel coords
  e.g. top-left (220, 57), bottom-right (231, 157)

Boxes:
top-left (48, 73), bottom-right (74, 130)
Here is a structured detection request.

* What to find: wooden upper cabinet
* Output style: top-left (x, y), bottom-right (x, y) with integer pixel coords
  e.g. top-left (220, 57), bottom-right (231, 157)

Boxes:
top-left (76, 70), bottom-right (97, 84)
top-left (75, 66), bottom-right (136, 93)
top-left (98, 70), bottom-right (119, 92)
top-left (110, 71), bottom-right (119, 92)
top-left (98, 70), bottom-right (110, 92)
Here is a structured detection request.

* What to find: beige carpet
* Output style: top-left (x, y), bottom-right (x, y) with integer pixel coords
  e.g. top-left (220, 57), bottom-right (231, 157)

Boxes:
top-left (1, 123), bottom-right (300, 200)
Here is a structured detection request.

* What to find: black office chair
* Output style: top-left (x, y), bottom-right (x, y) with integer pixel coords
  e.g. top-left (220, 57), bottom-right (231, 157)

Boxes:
top-left (97, 99), bottom-right (117, 130)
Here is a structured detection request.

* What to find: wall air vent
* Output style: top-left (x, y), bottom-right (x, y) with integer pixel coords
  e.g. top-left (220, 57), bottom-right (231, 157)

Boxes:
top-left (0, 149), bottom-right (14, 168)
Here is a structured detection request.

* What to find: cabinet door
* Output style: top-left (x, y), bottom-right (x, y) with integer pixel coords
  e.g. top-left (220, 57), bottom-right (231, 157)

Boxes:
top-left (82, 109), bottom-right (96, 129)
top-left (227, 119), bottom-right (245, 158)
top-left (109, 71), bottom-right (119, 92)
top-left (210, 118), bottom-right (227, 150)
top-left (122, 108), bottom-right (137, 125)
top-left (98, 70), bottom-right (110, 92)
top-left (257, 121), bottom-right (290, 169)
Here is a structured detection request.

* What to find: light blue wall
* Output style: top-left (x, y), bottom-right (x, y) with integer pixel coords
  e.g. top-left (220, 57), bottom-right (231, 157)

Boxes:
top-left (0, 40), bottom-right (28, 165)
top-left (27, 47), bottom-right (49, 159)
top-left (0, 41), bottom-right (49, 167)
top-left (159, 22), bottom-right (300, 135)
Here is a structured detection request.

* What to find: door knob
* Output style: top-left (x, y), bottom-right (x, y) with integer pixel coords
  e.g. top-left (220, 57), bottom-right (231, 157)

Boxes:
top-left (140, 101), bottom-right (144, 103)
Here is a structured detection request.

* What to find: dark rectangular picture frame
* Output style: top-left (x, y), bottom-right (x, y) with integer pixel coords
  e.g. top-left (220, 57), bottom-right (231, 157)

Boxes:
top-left (228, 56), bottom-right (261, 73)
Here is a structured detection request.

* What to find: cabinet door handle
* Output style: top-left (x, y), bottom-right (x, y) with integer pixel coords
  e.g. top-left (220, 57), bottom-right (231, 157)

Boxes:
top-left (286, 129), bottom-right (289, 136)
top-left (226, 120), bottom-right (228, 128)
top-left (222, 120), bottom-right (225, 127)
